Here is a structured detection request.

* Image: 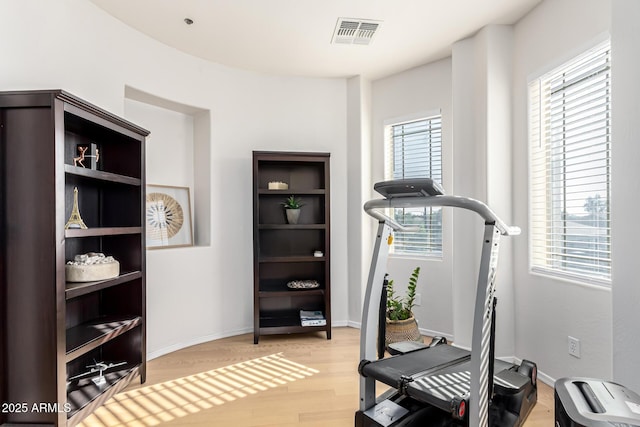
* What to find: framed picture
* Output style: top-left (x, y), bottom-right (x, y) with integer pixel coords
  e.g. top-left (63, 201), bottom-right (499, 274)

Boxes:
top-left (146, 185), bottom-right (193, 249)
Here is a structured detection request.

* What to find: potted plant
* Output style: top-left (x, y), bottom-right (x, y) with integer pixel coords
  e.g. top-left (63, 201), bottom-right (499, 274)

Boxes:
top-left (385, 266), bottom-right (422, 346)
top-left (282, 195), bottom-right (304, 224)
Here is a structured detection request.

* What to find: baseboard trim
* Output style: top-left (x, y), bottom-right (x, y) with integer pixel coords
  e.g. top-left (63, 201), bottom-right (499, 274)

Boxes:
top-left (148, 322), bottom-right (352, 361)
top-left (513, 356), bottom-right (555, 387)
top-left (147, 327), bottom-right (253, 361)
top-left (419, 327), bottom-right (454, 343)
top-left (347, 320), bottom-right (361, 329)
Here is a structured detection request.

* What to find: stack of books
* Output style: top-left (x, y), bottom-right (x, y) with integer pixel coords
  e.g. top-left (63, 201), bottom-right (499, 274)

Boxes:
top-left (300, 310), bottom-right (326, 327)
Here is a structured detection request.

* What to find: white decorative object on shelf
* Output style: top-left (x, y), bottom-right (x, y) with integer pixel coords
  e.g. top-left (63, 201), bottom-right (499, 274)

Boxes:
top-left (287, 279), bottom-right (320, 289)
top-left (66, 252), bottom-right (119, 282)
top-left (268, 181), bottom-right (288, 190)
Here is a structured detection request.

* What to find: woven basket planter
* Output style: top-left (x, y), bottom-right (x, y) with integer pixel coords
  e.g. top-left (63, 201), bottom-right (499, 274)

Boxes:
top-left (385, 315), bottom-right (422, 347)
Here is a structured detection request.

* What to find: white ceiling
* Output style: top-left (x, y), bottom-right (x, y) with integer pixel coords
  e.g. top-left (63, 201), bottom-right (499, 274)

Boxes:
top-left (89, 0), bottom-right (542, 80)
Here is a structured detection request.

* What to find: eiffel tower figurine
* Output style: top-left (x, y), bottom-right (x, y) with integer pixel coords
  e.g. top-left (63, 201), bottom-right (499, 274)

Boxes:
top-left (65, 187), bottom-right (88, 229)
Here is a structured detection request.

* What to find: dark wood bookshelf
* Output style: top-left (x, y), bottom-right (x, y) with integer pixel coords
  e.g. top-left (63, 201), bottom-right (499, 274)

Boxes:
top-left (252, 151), bottom-right (331, 344)
top-left (0, 90), bottom-right (148, 426)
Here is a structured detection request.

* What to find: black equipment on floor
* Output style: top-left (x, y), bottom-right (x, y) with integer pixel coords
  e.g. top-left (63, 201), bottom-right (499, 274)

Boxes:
top-left (355, 179), bottom-right (538, 427)
top-left (555, 377), bottom-right (640, 426)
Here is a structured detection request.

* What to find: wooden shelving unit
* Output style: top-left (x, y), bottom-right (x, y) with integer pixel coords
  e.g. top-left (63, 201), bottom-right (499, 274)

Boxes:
top-left (252, 151), bottom-right (331, 344)
top-left (0, 90), bottom-right (148, 426)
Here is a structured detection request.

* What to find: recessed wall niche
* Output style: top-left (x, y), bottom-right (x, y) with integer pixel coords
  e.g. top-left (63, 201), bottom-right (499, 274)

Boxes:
top-left (124, 86), bottom-right (211, 246)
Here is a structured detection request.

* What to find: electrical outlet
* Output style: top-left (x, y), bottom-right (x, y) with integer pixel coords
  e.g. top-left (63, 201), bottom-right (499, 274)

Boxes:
top-left (568, 336), bottom-right (581, 358)
top-left (415, 293), bottom-right (422, 306)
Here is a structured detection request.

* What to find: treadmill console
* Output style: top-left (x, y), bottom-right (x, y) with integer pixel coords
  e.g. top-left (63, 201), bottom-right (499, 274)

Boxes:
top-left (374, 178), bottom-right (445, 199)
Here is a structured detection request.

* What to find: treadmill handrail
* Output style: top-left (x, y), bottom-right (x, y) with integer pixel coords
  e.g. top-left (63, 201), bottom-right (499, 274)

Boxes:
top-left (364, 195), bottom-right (521, 236)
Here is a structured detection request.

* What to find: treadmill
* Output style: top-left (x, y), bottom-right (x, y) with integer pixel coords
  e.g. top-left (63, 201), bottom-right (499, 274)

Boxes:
top-left (355, 179), bottom-right (537, 427)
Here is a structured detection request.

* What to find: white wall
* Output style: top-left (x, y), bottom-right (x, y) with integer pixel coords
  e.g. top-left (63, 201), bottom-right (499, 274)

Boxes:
top-left (123, 99), bottom-right (200, 354)
top-left (346, 76), bottom-right (373, 326)
top-left (0, 0), bottom-right (349, 358)
top-left (512, 0), bottom-right (612, 381)
top-left (371, 59), bottom-right (454, 339)
top-left (611, 0), bottom-right (640, 393)
top-left (451, 25), bottom-right (516, 357)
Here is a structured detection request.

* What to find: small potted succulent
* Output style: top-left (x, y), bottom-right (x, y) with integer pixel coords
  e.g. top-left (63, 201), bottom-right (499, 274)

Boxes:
top-left (282, 195), bottom-right (304, 224)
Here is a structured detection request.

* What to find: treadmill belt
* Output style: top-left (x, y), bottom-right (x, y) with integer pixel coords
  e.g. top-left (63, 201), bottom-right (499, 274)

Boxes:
top-left (405, 358), bottom-right (515, 411)
top-left (410, 369), bottom-right (472, 402)
top-left (360, 345), bottom-right (470, 387)
top-left (362, 345), bottom-right (520, 412)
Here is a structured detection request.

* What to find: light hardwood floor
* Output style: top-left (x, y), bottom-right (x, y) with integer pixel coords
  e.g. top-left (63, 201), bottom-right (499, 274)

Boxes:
top-left (80, 328), bottom-right (554, 427)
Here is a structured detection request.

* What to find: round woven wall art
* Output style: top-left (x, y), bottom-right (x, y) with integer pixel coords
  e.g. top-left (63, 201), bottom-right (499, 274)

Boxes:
top-left (146, 192), bottom-right (184, 239)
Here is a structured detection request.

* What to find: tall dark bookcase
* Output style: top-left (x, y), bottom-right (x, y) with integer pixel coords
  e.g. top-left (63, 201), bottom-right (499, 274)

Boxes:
top-left (0, 90), bottom-right (149, 426)
top-left (252, 151), bottom-right (331, 344)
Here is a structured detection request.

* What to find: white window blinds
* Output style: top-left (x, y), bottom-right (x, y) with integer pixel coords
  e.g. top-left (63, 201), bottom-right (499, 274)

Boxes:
top-left (529, 40), bottom-right (611, 284)
top-left (385, 115), bottom-right (442, 256)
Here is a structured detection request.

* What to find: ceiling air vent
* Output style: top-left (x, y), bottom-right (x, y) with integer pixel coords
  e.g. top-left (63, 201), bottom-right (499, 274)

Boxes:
top-left (332, 18), bottom-right (381, 45)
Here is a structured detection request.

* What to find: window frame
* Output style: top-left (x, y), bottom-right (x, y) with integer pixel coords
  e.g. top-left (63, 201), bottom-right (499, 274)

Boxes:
top-left (528, 38), bottom-right (612, 286)
top-left (384, 111), bottom-right (443, 258)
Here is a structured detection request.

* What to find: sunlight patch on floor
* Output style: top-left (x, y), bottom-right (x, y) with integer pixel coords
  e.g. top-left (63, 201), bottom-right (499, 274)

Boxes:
top-left (78, 353), bottom-right (319, 427)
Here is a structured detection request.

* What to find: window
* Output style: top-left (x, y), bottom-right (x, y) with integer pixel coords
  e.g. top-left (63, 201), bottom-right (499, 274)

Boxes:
top-left (385, 114), bottom-right (442, 256)
top-left (529, 40), bottom-right (611, 284)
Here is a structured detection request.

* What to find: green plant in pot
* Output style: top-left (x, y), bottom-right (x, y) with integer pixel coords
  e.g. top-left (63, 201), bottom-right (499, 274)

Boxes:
top-left (282, 195), bottom-right (304, 224)
top-left (385, 266), bottom-right (422, 346)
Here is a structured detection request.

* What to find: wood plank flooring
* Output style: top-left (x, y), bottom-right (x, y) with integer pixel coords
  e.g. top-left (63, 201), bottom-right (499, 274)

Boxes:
top-left (79, 328), bottom-right (554, 427)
